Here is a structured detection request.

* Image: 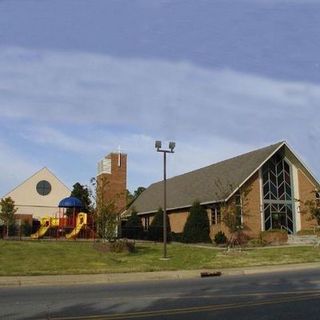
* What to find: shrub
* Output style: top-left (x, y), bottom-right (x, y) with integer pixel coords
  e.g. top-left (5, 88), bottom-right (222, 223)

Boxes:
top-left (171, 232), bottom-right (184, 242)
top-left (247, 238), bottom-right (267, 247)
top-left (214, 231), bottom-right (227, 245)
top-left (182, 201), bottom-right (210, 243)
top-left (147, 208), bottom-right (172, 242)
top-left (93, 239), bottom-right (136, 253)
top-left (109, 240), bottom-right (136, 253)
top-left (122, 210), bottom-right (144, 240)
top-left (21, 221), bottom-right (33, 236)
top-left (232, 230), bottom-right (250, 246)
top-left (260, 230), bottom-right (288, 245)
top-left (297, 228), bottom-right (320, 236)
top-left (8, 224), bottom-right (17, 237)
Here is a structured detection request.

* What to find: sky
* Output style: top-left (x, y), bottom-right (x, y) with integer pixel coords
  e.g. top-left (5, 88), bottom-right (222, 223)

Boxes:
top-left (1, 0), bottom-right (320, 196)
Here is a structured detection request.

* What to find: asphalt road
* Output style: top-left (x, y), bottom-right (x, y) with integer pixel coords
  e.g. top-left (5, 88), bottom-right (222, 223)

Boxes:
top-left (1, 269), bottom-right (320, 320)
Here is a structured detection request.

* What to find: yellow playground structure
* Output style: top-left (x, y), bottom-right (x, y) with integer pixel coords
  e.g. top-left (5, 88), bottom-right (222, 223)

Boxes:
top-left (31, 213), bottom-right (88, 240)
top-left (31, 217), bottom-right (59, 239)
top-left (65, 213), bottom-right (87, 239)
top-left (31, 197), bottom-right (94, 240)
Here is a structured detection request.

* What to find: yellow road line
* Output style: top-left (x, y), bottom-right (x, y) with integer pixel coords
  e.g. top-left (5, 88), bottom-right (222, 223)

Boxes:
top-left (100, 289), bottom-right (320, 301)
top-left (52, 292), bottom-right (320, 320)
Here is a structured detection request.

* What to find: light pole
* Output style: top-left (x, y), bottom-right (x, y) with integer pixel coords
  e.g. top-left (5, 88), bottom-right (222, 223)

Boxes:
top-left (155, 140), bottom-right (176, 259)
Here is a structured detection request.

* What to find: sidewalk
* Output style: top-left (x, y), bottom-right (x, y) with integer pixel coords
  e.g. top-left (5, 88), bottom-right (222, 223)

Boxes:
top-left (1, 262), bottom-right (319, 288)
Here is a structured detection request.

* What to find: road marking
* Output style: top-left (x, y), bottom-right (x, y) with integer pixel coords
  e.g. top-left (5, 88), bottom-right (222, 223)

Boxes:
top-left (99, 289), bottom-right (320, 301)
top-left (52, 292), bottom-right (320, 320)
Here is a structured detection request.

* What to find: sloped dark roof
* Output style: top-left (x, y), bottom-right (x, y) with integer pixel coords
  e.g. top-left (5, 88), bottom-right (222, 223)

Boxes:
top-left (128, 142), bottom-right (285, 215)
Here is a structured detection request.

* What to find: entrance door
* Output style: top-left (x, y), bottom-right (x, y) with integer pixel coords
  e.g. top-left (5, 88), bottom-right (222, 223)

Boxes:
top-left (264, 203), bottom-right (294, 234)
top-left (271, 212), bottom-right (289, 231)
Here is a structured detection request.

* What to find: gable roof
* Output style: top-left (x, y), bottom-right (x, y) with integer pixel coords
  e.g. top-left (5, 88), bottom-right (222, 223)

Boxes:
top-left (128, 141), bottom-right (287, 215)
top-left (2, 167), bottom-right (71, 198)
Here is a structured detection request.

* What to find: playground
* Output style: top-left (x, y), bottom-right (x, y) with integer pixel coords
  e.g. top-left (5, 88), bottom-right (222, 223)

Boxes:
top-left (30, 196), bottom-right (95, 240)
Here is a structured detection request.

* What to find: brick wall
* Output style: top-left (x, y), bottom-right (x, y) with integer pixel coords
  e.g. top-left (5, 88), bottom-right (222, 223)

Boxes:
top-left (298, 169), bottom-right (317, 229)
top-left (209, 172), bottom-right (262, 240)
top-left (143, 171), bottom-right (263, 240)
top-left (98, 153), bottom-right (127, 214)
top-left (15, 214), bottom-right (33, 225)
top-left (242, 172), bottom-right (262, 238)
top-left (169, 211), bottom-right (189, 233)
top-left (209, 216), bottom-right (230, 239)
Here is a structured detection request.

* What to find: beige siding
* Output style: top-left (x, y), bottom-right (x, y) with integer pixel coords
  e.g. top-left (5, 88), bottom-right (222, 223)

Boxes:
top-left (3, 168), bottom-right (70, 220)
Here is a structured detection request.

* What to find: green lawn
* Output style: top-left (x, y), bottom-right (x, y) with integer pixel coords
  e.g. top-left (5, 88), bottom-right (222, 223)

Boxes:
top-left (1, 240), bottom-right (320, 276)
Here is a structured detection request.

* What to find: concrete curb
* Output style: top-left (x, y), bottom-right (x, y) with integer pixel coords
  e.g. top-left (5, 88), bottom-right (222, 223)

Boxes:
top-left (1, 262), bottom-right (319, 288)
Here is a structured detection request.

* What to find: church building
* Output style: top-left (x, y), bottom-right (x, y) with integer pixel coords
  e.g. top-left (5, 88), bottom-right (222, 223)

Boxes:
top-left (127, 142), bottom-right (320, 239)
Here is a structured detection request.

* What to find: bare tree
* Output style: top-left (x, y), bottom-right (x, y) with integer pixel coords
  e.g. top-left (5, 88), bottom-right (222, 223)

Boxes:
top-left (214, 179), bottom-right (251, 248)
top-left (299, 190), bottom-right (320, 228)
top-left (91, 177), bottom-right (118, 241)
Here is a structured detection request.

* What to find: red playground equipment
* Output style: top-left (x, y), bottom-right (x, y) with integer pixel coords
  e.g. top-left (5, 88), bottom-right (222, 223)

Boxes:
top-left (31, 197), bottom-right (95, 240)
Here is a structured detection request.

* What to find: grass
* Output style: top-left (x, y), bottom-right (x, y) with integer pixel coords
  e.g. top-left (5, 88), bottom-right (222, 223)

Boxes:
top-left (1, 240), bottom-right (320, 276)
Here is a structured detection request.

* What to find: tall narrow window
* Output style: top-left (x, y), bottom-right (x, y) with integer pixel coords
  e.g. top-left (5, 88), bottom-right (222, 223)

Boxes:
top-left (143, 216), bottom-right (150, 231)
top-left (235, 192), bottom-right (242, 227)
top-left (211, 205), bottom-right (221, 225)
top-left (262, 153), bottom-right (294, 233)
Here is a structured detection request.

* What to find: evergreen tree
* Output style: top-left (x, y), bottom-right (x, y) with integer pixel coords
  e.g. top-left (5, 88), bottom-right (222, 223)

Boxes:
top-left (126, 189), bottom-right (134, 208)
top-left (133, 187), bottom-right (146, 199)
top-left (148, 208), bottom-right (171, 242)
top-left (126, 186), bottom-right (146, 208)
top-left (182, 201), bottom-right (210, 243)
top-left (123, 209), bottom-right (144, 239)
top-left (70, 182), bottom-right (92, 213)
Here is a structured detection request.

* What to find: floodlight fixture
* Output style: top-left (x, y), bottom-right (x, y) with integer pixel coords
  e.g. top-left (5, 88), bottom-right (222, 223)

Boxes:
top-left (155, 140), bottom-right (162, 150)
top-left (169, 141), bottom-right (176, 152)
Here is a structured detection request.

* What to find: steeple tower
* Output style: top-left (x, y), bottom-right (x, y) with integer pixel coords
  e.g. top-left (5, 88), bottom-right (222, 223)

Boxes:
top-left (97, 151), bottom-right (127, 214)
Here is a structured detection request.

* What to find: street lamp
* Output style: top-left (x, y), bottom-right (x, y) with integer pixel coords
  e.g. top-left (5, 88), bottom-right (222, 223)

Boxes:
top-left (155, 140), bottom-right (176, 259)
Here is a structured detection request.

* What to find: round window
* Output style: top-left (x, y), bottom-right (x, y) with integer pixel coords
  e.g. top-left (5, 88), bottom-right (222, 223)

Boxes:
top-left (36, 180), bottom-right (52, 196)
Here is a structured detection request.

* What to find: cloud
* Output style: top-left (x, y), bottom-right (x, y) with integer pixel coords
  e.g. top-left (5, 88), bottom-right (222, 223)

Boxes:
top-left (1, 46), bottom-right (319, 143)
top-left (0, 45), bottom-right (319, 193)
top-left (0, 140), bottom-right (39, 197)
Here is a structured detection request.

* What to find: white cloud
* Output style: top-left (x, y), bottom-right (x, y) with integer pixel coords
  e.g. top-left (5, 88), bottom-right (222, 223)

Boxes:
top-left (1, 46), bottom-right (319, 140)
top-left (0, 140), bottom-right (39, 197)
top-left (0, 45), bottom-right (320, 193)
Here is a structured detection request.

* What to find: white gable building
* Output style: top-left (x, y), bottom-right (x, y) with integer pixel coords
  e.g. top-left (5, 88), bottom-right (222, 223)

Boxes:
top-left (3, 167), bottom-right (71, 220)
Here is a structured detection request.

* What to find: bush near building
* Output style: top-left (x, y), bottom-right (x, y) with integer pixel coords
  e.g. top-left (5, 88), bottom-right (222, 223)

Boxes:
top-left (182, 201), bottom-right (210, 243)
top-left (297, 229), bottom-right (320, 236)
top-left (171, 232), bottom-right (183, 242)
top-left (122, 210), bottom-right (144, 240)
top-left (21, 221), bottom-right (33, 236)
top-left (260, 230), bottom-right (288, 245)
top-left (147, 208), bottom-right (172, 242)
top-left (214, 231), bottom-right (227, 245)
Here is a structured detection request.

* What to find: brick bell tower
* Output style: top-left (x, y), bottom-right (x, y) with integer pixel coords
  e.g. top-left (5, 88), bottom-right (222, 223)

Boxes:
top-left (97, 150), bottom-right (127, 214)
